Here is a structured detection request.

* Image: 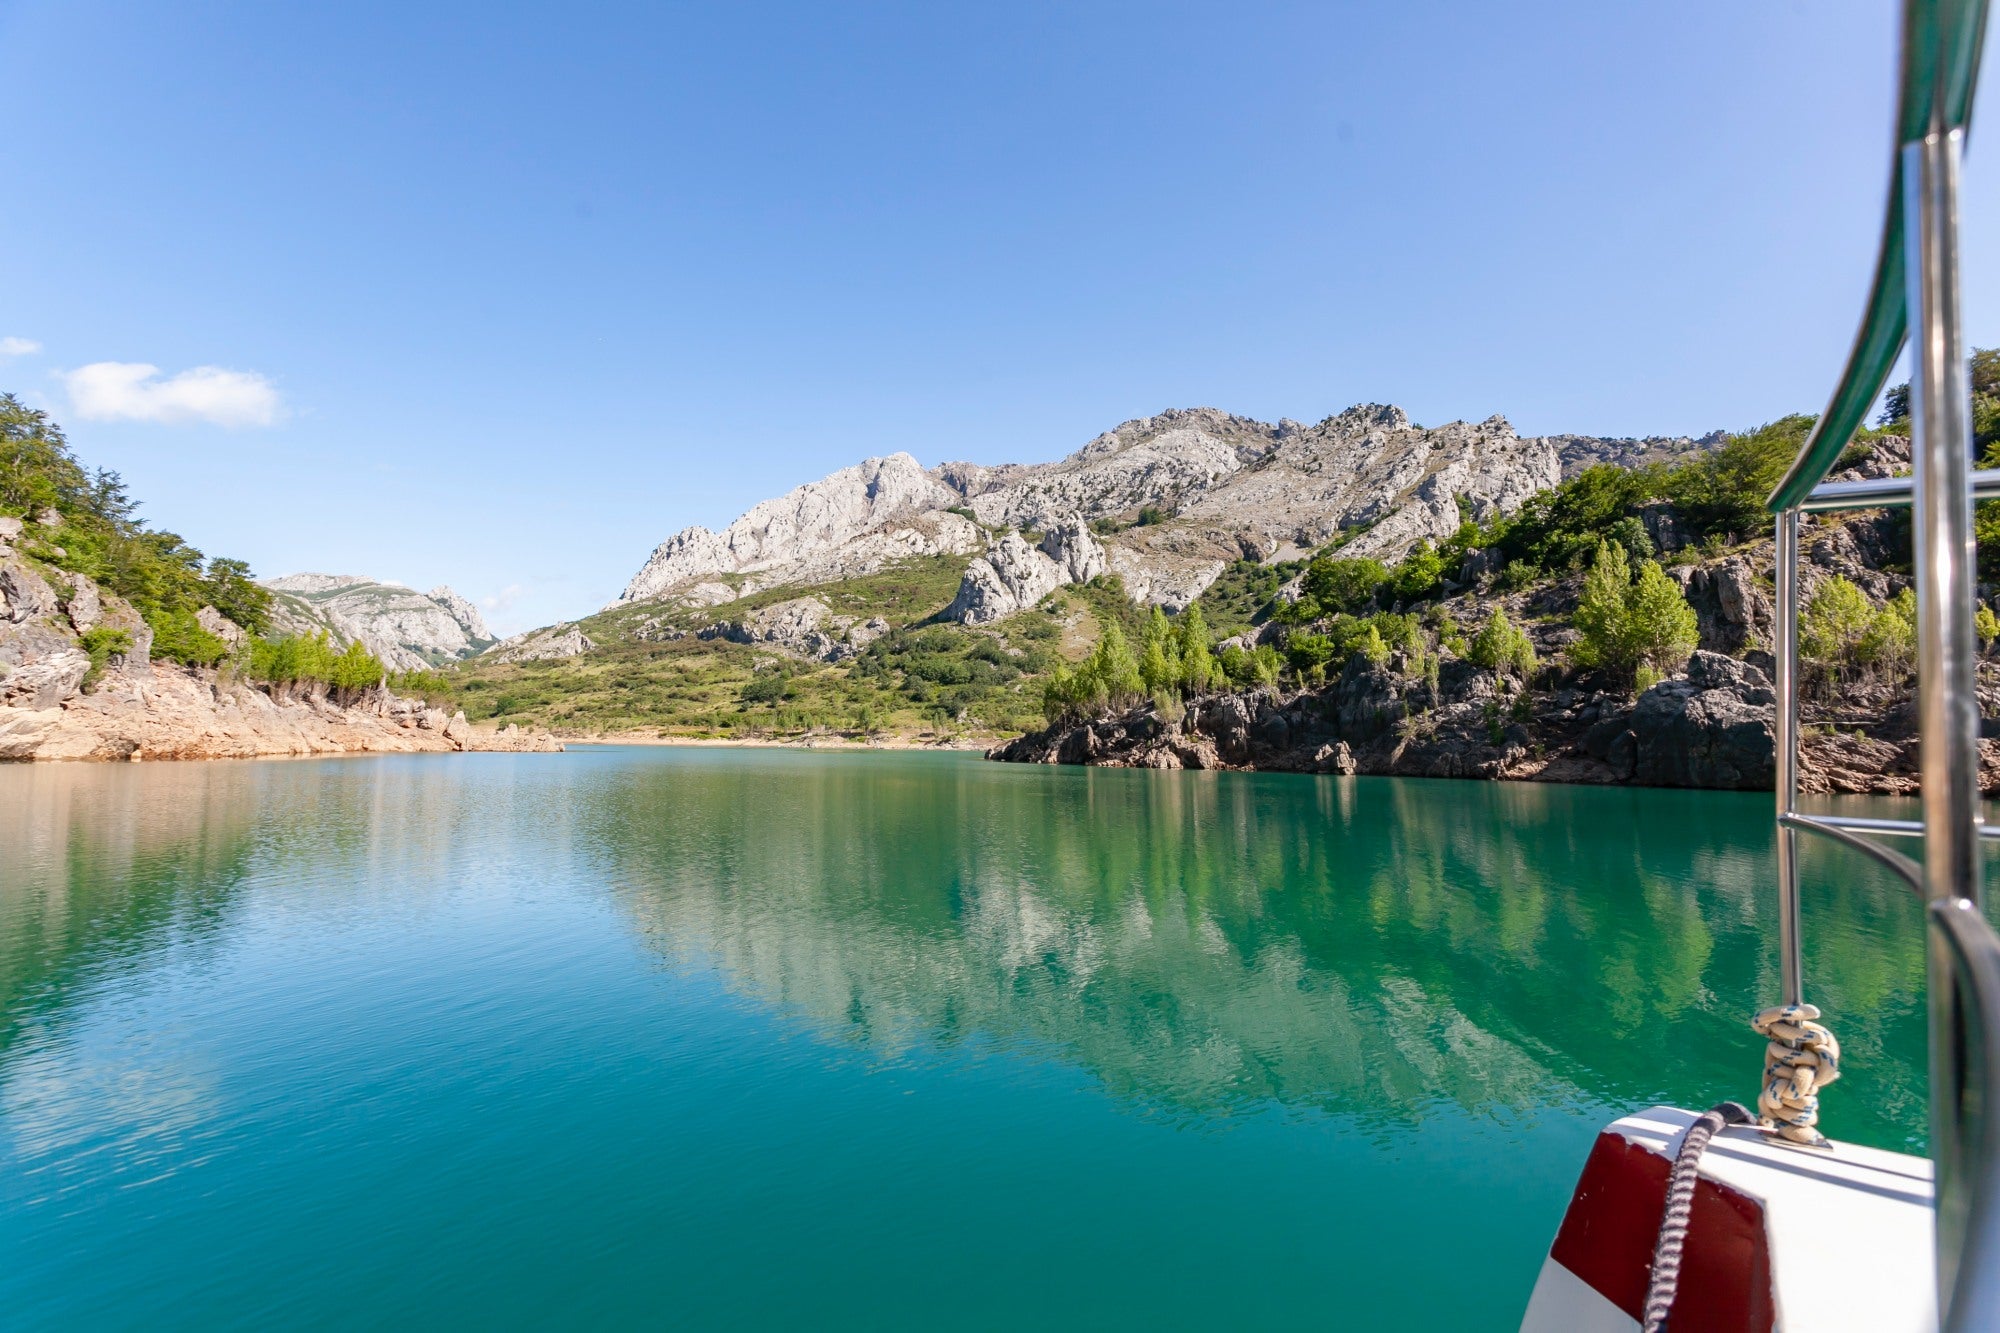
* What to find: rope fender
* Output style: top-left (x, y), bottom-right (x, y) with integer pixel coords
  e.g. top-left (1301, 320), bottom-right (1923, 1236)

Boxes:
top-left (1752, 1002), bottom-right (1841, 1147)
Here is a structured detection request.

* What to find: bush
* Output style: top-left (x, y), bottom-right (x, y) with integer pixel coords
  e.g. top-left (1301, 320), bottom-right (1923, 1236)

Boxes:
top-left (739, 672), bottom-right (794, 705)
top-left (1493, 464), bottom-right (1668, 572)
top-left (1800, 576), bottom-right (1917, 690)
top-left (1390, 541), bottom-right (1448, 603)
top-left (1285, 631), bottom-right (1336, 679)
top-left (1468, 607), bottom-right (1537, 677)
top-left (1800, 577), bottom-right (1873, 665)
top-left (1299, 557), bottom-right (1388, 617)
top-left (245, 632), bottom-right (385, 696)
top-left (1664, 415), bottom-right (1814, 540)
top-left (391, 669), bottom-right (455, 703)
top-left (1571, 542), bottom-right (1700, 687)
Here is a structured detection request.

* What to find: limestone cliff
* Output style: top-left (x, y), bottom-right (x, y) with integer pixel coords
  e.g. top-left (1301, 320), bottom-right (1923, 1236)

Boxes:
top-left (261, 573), bottom-right (495, 671)
top-left (605, 403), bottom-right (1717, 628)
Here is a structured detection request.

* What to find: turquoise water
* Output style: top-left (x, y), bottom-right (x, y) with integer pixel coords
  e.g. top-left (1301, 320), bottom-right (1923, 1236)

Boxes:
top-left (0, 748), bottom-right (1929, 1329)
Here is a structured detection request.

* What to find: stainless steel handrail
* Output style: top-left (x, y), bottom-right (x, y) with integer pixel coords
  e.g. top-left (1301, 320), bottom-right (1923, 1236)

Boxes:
top-left (1800, 467), bottom-right (2000, 512)
top-left (1762, 1), bottom-right (1993, 1324)
top-left (1787, 812), bottom-right (2000, 842)
top-left (1931, 898), bottom-right (2000, 1323)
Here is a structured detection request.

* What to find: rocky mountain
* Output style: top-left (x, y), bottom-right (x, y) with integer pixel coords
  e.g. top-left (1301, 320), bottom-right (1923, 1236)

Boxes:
top-left (609, 405), bottom-right (1718, 626)
top-left (261, 573), bottom-right (495, 672)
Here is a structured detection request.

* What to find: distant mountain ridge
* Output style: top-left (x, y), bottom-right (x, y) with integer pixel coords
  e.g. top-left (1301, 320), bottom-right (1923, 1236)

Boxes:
top-left (609, 403), bottom-right (1723, 622)
top-left (260, 574), bottom-right (493, 671)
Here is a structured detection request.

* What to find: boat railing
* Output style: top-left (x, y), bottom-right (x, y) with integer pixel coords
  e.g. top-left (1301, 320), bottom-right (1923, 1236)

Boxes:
top-left (1765, 0), bottom-right (1994, 1324)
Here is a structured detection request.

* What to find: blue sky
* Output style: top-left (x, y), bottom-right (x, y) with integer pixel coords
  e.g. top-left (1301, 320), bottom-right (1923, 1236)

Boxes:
top-left (3, 1), bottom-right (1995, 634)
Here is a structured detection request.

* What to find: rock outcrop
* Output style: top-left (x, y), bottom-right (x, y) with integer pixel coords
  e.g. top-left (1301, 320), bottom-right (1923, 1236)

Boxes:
top-left (615, 454), bottom-right (973, 607)
top-left (944, 519), bottom-right (1110, 625)
top-left (261, 573), bottom-right (495, 671)
top-left (484, 623), bottom-right (595, 664)
top-left (989, 645), bottom-right (1973, 796)
top-left (696, 597), bottom-right (888, 662)
top-left (0, 663), bottom-right (561, 761)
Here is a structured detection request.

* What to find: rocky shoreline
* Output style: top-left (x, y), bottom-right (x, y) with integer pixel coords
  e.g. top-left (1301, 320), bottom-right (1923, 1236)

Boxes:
top-left (2, 520), bottom-right (560, 763)
top-left (0, 661), bottom-right (562, 762)
top-left (987, 648), bottom-right (2000, 796)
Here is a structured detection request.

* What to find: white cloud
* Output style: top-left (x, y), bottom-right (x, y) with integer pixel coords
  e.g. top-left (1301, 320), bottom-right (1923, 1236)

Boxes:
top-left (480, 584), bottom-right (525, 611)
top-left (61, 361), bottom-right (285, 427)
top-left (0, 337), bottom-right (42, 357)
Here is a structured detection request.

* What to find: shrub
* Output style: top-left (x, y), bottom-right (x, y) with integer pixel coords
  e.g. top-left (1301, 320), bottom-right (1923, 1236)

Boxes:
top-left (1285, 632), bottom-right (1336, 678)
top-left (1468, 607), bottom-right (1537, 678)
top-left (245, 631), bottom-right (386, 696)
top-left (391, 669), bottom-right (455, 702)
top-left (1664, 415), bottom-right (1814, 540)
top-left (1857, 589), bottom-right (1917, 675)
top-left (1800, 577), bottom-right (1873, 665)
top-left (1493, 463), bottom-right (1668, 572)
top-left (1571, 542), bottom-right (1700, 687)
top-left (1299, 556), bottom-right (1389, 618)
top-left (150, 608), bottom-right (229, 666)
top-left (1978, 604), bottom-right (2000, 651)
top-left (1390, 540), bottom-right (1448, 603)
top-left (1799, 576), bottom-right (1918, 691)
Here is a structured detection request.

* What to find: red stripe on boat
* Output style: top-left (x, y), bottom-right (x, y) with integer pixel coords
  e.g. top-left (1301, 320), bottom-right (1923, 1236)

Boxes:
top-left (1548, 1129), bottom-right (1775, 1331)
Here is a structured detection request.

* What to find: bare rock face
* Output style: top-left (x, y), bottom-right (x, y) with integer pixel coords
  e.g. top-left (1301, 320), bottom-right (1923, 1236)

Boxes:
top-left (196, 606), bottom-right (247, 648)
top-left (1671, 558), bottom-right (1772, 657)
top-left (696, 597), bottom-right (887, 662)
top-left (484, 623), bottom-right (594, 664)
top-left (261, 573), bottom-right (495, 671)
top-left (945, 533), bottom-right (1069, 625)
top-left (606, 402), bottom-right (1703, 623)
top-left (1038, 514), bottom-right (1107, 585)
top-left (1, 555), bottom-right (59, 626)
top-left (615, 453), bottom-right (966, 606)
top-left (0, 660), bottom-right (563, 761)
top-left (1628, 652), bottom-right (1777, 790)
top-left (0, 648), bottom-right (90, 709)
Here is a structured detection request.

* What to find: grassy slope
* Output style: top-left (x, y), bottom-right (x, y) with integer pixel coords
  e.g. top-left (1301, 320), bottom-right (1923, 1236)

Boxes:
top-left (439, 555), bottom-right (1148, 740)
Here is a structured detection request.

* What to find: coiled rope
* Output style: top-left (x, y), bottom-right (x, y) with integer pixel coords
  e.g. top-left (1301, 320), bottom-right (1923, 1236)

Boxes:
top-left (1641, 1101), bottom-right (1755, 1333)
top-left (1752, 1002), bottom-right (1841, 1147)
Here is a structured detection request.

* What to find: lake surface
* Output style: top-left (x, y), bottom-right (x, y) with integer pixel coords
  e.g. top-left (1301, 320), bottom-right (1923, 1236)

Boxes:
top-left (0, 747), bottom-right (1930, 1329)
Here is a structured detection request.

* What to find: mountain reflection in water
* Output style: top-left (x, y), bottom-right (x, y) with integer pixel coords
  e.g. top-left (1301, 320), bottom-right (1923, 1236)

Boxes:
top-left (579, 750), bottom-right (1929, 1148)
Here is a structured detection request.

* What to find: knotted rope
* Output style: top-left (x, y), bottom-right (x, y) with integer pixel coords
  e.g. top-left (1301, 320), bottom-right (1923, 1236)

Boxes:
top-left (1642, 1101), bottom-right (1755, 1333)
top-left (1752, 1002), bottom-right (1841, 1147)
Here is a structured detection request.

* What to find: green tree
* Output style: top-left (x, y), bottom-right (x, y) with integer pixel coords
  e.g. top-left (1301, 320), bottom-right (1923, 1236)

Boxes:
top-left (1571, 542), bottom-right (1699, 687)
top-left (204, 557), bottom-right (272, 634)
top-left (1624, 560), bottom-right (1701, 680)
top-left (1173, 603), bottom-right (1222, 693)
top-left (1391, 541), bottom-right (1447, 602)
top-left (1468, 607), bottom-right (1537, 678)
top-left (1139, 607), bottom-right (1178, 694)
top-left (0, 393), bottom-right (273, 664)
top-left (1665, 415), bottom-right (1814, 540)
top-left (1088, 621), bottom-right (1144, 705)
top-left (1800, 576), bottom-right (1873, 665)
top-left (1300, 556), bottom-right (1388, 616)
